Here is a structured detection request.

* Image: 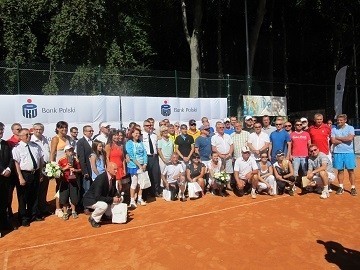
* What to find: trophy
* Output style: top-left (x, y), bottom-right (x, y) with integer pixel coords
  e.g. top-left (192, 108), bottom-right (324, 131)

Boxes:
top-left (67, 155), bottom-right (77, 180)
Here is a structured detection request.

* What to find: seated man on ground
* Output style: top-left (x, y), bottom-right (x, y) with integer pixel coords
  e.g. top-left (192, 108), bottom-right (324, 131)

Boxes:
top-left (234, 146), bottom-right (259, 198)
top-left (306, 144), bottom-right (336, 199)
top-left (83, 162), bottom-right (123, 228)
top-left (161, 153), bottom-right (186, 201)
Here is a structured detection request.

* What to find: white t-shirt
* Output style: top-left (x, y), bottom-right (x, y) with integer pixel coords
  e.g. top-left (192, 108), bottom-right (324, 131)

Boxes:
top-left (207, 159), bottom-right (222, 173)
top-left (247, 131), bottom-right (270, 159)
top-left (234, 156), bottom-right (258, 179)
top-left (211, 133), bottom-right (233, 154)
top-left (163, 162), bottom-right (184, 183)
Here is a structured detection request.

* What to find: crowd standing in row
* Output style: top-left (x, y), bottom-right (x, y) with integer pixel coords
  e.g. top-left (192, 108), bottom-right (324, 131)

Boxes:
top-left (0, 112), bottom-right (356, 231)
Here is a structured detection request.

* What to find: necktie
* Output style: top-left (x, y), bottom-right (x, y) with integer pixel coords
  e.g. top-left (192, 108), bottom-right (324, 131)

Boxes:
top-left (148, 133), bottom-right (154, 154)
top-left (26, 144), bottom-right (38, 170)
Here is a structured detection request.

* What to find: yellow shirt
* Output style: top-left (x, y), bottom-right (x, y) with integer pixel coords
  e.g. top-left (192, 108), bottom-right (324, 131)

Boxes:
top-left (187, 129), bottom-right (201, 141)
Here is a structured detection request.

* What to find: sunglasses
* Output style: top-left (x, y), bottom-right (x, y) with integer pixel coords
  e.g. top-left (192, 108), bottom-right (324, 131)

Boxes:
top-left (309, 149), bottom-right (318, 153)
top-left (190, 123), bottom-right (196, 126)
top-left (275, 124), bottom-right (282, 126)
top-left (295, 124), bottom-right (302, 126)
top-left (144, 125), bottom-right (152, 127)
top-left (284, 125), bottom-right (292, 128)
top-left (218, 127), bottom-right (225, 129)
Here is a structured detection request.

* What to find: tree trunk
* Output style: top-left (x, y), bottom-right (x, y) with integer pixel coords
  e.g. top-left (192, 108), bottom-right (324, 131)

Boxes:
top-left (249, 0), bottom-right (267, 76)
top-left (268, 0), bottom-right (274, 96)
top-left (281, 0), bottom-right (288, 97)
top-left (181, 0), bottom-right (203, 98)
top-left (217, 0), bottom-right (224, 97)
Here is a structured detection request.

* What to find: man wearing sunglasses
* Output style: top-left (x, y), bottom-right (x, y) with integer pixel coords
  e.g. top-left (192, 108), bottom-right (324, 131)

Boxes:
top-left (269, 120), bottom-right (291, 163)
top-left (307, 144), bottom-right (336, 199)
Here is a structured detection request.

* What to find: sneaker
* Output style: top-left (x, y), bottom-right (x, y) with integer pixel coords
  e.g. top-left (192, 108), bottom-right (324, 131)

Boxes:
top-left (328, 188), bottom-right (333, 193)
top-left (62, 213), bottom-right (69, 220)
top-left (336, 187), bottom-right (344, 195)
top-left (180, 196), bottom-right (187, 202)
top-left (320, 191), bottom-right (330, 199)
top-left (289, 189), bottom-right (295, 196)
top-left (351, 188), bottom-right (357, 196)
top-left (55, 209), bottom-right (64, 218)
top-left (129, 202), bottom-right (137, 209)
top-left (72, 212), bottom-right (79, 219)
top-left (251, 190), bottom-right (257, 199)
top-left (137, 199), bottom-right (147, 206)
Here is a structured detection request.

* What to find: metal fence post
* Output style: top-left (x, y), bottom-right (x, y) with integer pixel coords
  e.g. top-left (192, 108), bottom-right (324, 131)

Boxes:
top-left (98, 65), bottom-right (102, 95)
top-left (175, 70), bottom-right (178, 97)
top-left (227, 74), bottom-right (231, 116)
top-left (16, 60), bottom-right (20, 94)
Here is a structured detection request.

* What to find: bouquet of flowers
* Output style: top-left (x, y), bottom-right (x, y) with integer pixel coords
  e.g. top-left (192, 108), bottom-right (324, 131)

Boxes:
top-left (214, 171), bottom-right (230, 185)
top-left (43, 162), bottom-right (62, 178)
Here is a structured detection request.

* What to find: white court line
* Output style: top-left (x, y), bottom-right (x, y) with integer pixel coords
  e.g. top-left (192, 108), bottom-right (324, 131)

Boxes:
top-left (3, 195), bottom-right (287, 254)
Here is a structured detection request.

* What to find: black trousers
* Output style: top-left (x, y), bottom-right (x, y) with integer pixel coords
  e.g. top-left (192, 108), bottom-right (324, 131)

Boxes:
top-left (146, 155), bottom-right (161, 196)
top-left (0, 176), bottom-right (11, 228)
top-left (17, 170), bottom-right (40, 222)
top-left (277, 176), bottom-right (296, 193)
top-left (36, 175), bottom-right (50, 214)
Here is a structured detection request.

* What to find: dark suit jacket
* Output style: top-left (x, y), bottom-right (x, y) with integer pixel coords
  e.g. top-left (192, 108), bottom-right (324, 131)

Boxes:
top-left (83, 172), bottom-right (117, 207)
top-left (76, 137), bottom-right (93, 176)
top-left (0, 140), bottom-right (13, 174)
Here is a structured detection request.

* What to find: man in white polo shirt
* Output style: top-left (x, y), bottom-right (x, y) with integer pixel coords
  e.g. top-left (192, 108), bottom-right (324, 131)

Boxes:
top-left (93, 122), bottom-right (110, 144)
top-left (234, 146), bottom-right (259, 198)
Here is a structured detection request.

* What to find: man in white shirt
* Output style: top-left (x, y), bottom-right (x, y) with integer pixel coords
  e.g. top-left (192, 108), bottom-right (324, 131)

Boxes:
top-left (31, 123), bottom-right (51, 216)
top-left (161, 153), bottom-right (186, 201)
top-left (12, 128), bottom-right (44, 227)
top-left (211, 121), bottom-right (234, 190)
top-left (247, 123), bottom-right (270, 161)
top-left (93, 122), bottom-right (110, 144)
top-left (234, 146), bottom-right (259, 198)
top-left (142, 119), bottom-right (161, 198)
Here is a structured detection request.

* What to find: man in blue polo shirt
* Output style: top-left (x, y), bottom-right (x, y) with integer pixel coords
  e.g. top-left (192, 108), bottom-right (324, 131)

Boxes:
top-left (269, 119), bottom-right (291, 163)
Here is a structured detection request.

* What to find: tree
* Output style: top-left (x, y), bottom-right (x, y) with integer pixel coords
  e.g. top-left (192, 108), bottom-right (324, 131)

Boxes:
top-left (181, 0), bottom-right (203, 98)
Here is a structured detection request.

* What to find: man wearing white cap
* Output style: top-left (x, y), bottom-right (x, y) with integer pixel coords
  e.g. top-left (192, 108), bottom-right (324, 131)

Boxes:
top-left (234, 146), bottom-right (259, 198)
top-left (223, 118), bottom-right (234, 135)
top-left (243, 116), bottom-right (255, 133)
top-left (300, 117), bottom-right (309, 131)
top-left (93, 122), bottom-right (110, 144)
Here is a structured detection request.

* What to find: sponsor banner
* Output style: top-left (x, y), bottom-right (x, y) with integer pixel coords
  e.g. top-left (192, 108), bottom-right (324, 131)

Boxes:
top-left (243, 95), bottom-right (287, 116)
top-left (0, 95), bottom-right (120, 140)
top-left (120, 96), bottom-right (227, 127)
top-left (334, 66), bottom-right (347, 118)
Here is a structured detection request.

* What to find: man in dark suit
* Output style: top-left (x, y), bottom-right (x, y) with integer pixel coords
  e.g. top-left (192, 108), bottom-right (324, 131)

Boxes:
top-left (0, 122), bottom-right (14, 233)
top-left (83, 162), bottom-right (122, 228)
top-left (76, 125), bottom-right (94, 210)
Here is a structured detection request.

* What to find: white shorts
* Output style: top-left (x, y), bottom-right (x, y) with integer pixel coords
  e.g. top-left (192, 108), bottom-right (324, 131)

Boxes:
top-left (313, 172), bottom-right (336, 186)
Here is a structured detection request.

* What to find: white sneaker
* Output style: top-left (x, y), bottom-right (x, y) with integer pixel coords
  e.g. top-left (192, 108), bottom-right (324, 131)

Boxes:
top-left (137, 199), bottom-right (147, 206)
top-left (328, 188), bottom-right (333, 193)
top-left (251, 190), bottom-right (257, 199)
top-left (129, 202), bottom-right (137, 209)
top-left (320, 191), bottom-right (330, 199)
top-left (55, 209), bottom-right (64, 218)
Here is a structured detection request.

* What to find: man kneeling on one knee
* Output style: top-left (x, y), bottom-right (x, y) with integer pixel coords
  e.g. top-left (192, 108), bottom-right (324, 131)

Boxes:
top-left (307, 144), bottom-right (336, 199)
top-left (83, 162), bottom-right (122, 228)
top-left (234, 146), bottom-right (259, 198)
top-left (161, 153), bottom-right (187, 201)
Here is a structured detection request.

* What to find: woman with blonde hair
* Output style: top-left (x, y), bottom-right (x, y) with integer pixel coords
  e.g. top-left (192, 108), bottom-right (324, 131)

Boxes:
top-left (273, 150), bottom-right (295, 195)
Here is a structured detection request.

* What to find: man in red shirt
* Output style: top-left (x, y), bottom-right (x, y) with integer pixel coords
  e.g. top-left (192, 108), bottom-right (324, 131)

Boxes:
top-left (6, 123), bottom-right (22, 220)
top-left (308, 113), bottom-right (331, 158)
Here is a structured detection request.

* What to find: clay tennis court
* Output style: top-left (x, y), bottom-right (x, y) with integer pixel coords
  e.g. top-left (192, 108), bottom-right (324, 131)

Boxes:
top-left (1, 164), bottom-right (360, 270)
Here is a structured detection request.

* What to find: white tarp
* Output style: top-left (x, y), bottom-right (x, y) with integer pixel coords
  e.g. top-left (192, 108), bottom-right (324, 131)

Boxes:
top-left (0, 95), bottom-right (120, 140)
top-left (120, 96), bottom-right (227, 127)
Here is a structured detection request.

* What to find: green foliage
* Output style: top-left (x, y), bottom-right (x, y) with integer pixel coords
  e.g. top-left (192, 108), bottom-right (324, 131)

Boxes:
top-left (69, 64), bottom-right (98, 95)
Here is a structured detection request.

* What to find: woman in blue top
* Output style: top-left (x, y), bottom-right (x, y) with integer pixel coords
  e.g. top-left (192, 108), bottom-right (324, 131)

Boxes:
top-left (125, 127), bottom-right (148, 208)
top-left (89, 140), bottom-right (106, 181)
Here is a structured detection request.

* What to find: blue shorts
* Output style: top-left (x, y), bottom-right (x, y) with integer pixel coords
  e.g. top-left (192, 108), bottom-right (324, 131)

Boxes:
top-left (333, 153), bottom-right (356, 170)
top-left (127, 167), bottom-right (138, 176)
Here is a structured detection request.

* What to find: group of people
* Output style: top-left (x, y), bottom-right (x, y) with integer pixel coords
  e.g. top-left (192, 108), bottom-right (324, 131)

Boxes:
top-left (0, 112), bottom-right (356, 232)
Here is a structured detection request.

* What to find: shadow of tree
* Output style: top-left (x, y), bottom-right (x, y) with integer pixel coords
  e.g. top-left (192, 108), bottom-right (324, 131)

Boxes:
top-left (317, 240), bottom-right (360, 269)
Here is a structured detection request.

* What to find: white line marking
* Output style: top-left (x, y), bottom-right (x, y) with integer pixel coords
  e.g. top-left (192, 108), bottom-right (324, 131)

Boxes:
top-left (3, 196), bottom-right (286, 254)
top-left (3, 251), bottom-right (9, 270)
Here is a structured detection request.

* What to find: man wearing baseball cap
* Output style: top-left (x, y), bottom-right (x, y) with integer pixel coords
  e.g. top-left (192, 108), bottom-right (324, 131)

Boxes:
top-left (234, 146), bottom-right (259, 198)
top-left (243, 116), bottom-right (255, 133)
top-left (223, 118), bottom-right (234, 135)
top-left (187, 119), bottom-right (201, 141)
top-left (93, 122), bottom-right (110, 144)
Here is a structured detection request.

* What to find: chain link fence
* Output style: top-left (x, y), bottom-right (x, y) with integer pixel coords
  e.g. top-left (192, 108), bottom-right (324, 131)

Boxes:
top-left (0, 61), bottom-right (358, 122)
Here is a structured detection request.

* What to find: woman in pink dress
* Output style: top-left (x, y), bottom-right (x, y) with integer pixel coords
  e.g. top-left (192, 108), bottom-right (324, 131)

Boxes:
top-left (105, 130), bottom-right (126, 192)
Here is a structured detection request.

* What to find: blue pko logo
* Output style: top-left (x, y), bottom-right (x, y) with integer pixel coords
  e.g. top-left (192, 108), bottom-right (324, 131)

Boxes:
top-left (161, 100), bottom-right (171, 116)
top-left (22, 99), bottom-right (38, 119)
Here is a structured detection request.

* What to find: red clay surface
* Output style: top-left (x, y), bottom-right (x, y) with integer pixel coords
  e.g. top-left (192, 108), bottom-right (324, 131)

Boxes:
top-left (1, 162), bottom-right (360, 269)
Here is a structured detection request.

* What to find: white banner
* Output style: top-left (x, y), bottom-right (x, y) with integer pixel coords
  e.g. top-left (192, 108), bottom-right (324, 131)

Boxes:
top-left (334, 66), bottom-right (348, 118)
top-left (120, 96), bottom-right (227, 127)
top-left (243, 95), bottom-right (287, 116)
top-left (0, 95), bottom-right (120, 140)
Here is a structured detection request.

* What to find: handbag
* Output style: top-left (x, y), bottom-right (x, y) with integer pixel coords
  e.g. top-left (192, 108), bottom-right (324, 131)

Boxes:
top-left (138, 170), bottom-right (152, 189)
top-left (188, 182), bottom-right (203, 198)
top-left (111, 203), bottom-right (128, 224)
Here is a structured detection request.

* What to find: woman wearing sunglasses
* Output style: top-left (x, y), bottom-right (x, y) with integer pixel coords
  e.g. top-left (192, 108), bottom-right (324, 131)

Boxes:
top-left (273, 150), bottom-right (296, 195)
top-left (186, 153), bottom-right (206, 198)
top-left (257, 153), bottom-right (276, 195)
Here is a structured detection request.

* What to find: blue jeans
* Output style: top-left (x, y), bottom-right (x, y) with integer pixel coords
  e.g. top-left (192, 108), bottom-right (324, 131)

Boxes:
top-left (292, 157), bottom-right (307, 177)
